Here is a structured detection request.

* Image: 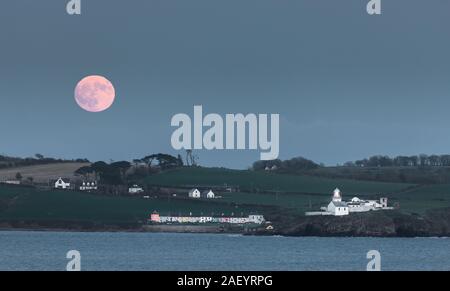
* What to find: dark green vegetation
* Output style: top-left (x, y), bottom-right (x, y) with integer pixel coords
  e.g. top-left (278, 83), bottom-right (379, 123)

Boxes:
top-left (255, 154), bottom-right (450, 171)
top-left (75, 153), bottom-right (184, 185)
top-left (252, 156), bottom-right (319, 172)
top-left (0, 154), bottom-right (88, 170)
top-left (307, 166), bottom-right (450, 184)
top-left (2, 164), bottom-right (449, 220)
top-left (254, 155), bottom-right (450, 184)
top-left (347, 154), bottom-right (450, 168)
top-left (388, 184), bottom-right (450, 214)
top-left (219, 192), bottom-right (326, 215)
top-left (143, 167), bottom-right (412, 194)
top-left (221, 185), bottom-right (450, 215)
top-left (0, 185), bottom-right (255, 228)
top-left (76, 161), bottom-right (132, 185)
top-left (142, 167), bottom-right (450, 215)
top-left (2, 152), bottom-right (450, 236)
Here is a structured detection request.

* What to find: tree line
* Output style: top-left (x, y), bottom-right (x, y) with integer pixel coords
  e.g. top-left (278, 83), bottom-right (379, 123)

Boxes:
top-left (252, 157), bottom-right (319, 172)
top-left (0, 154), bottom-right (89, 169)
top-left (75, 153), bottom-right (184, 185)
top-left (344, 154), bottom-right (450, 168)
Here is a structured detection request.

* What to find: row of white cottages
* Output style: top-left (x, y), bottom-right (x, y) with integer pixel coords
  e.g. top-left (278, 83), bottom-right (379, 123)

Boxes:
top-left (150, 212), bottom-right (265, 225)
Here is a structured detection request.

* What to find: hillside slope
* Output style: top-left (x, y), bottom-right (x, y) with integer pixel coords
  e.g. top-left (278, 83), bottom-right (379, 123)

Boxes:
top-left (0, 163), bottom-right (89, 183)
top-left (143, 167), bottom-right (414, 195)
top-left (0, 185), bottom-right (256, 226)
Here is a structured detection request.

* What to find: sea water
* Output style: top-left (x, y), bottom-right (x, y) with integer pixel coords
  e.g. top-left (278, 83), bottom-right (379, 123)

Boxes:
top-left (0, 231), bottom-right (448, 271)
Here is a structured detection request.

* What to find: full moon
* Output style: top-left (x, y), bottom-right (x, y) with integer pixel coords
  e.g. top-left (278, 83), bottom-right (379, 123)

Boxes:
top-left (74, 75), bottom-right (116, 112)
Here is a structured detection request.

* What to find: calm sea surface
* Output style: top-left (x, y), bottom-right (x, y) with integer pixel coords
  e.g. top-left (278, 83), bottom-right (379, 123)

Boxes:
top-left (0, 231), bottom-right (448, 271)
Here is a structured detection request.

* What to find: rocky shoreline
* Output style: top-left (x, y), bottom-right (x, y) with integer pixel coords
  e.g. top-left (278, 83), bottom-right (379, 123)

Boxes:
top-left (264, 208), bottom-right (450, 237)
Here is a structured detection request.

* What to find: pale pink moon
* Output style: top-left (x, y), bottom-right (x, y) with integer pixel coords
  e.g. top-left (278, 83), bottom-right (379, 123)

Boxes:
top-left (74, 75), bottom-right (116, 112)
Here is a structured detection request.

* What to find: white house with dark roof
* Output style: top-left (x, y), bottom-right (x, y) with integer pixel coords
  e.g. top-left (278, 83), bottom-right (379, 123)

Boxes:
top-left (201, 190), bottom-right (215, 199)
top-left (54, 177), bottom-right (71, 189)
top-left (188, 188), bottom-right (201, 198)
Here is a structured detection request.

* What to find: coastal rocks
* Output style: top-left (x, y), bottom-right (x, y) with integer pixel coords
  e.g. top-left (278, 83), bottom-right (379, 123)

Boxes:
top-left (267, 208), bottom-right (450, 237)
top-left (279, 212), bottom-right (396, 237)
top-left (422, 208), bottom-right (450, 235)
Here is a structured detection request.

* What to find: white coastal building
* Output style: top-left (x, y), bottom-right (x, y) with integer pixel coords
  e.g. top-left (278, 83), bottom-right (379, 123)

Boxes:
top-left (129, 185), bottom-right (144, 194)
top-left (188, 188), bottom-right (201, 198)
top-left (347, 197), bottom-right (390, 212)
top-left (326, 188), bottom-right (349, 216)
top-left (201, 190), bottom-right (215, 199)
top-left (306, 188), bottom-right (392, 216)
top-left (54, 177), bottom-right (71, 189)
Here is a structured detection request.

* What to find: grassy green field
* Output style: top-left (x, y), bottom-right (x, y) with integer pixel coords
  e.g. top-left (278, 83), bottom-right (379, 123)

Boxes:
top-left (143, 167), bottom-right (413, 195)
top-left (217, 192), bottom-right (329, 215)
top-left (141, 167), bottom-right (435, 215)
top-left (309, 165), bottom-right (450, 184)
top-left (385, 184), bottom-right (450, 214)
top-left (0, 185), bottom-right (253, 223)
top-left (213, 187), bottom-right (450, 215)
top-left (1, 167), bottom-right (447, 226)
top-left (142, 167), bottom-right (449, 215)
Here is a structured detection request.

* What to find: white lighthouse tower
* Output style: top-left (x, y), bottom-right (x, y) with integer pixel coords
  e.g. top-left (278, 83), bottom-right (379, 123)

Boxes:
top-left (332, 188), bottom-right (342, 202)
top-left (326, 188), bottom-right (348, 216)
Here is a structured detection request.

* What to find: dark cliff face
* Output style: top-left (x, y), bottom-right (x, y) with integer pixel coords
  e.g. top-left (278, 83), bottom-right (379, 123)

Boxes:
top-left (266, 208), bottom-right (450, 237)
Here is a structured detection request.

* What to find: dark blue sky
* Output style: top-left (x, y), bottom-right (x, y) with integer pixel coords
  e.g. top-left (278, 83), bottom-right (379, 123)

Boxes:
top-left (1, 0), bottom-right (450, 169)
